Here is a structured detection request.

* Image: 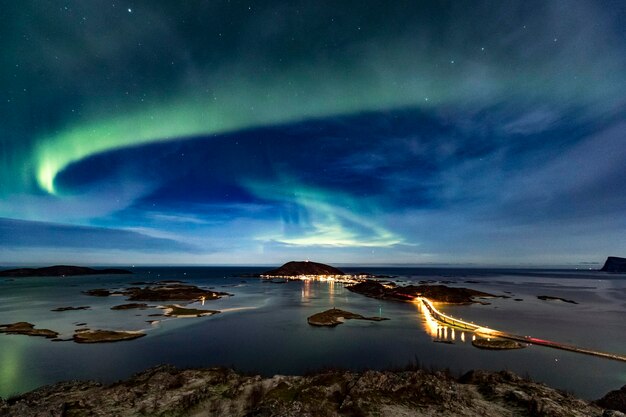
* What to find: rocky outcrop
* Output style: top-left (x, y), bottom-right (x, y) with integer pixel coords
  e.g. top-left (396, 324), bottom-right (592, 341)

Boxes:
top-left (0, 265), bottom-right (132, 277)
top-left (347, 280), bottom-right (496, 304)
top-left (0, 366), bottom-right (614, 417)
top-left (596, 384), bottom-right (626, 413)
top-left (600, 257), bottom-right (626, 273)
top-left (262, 261), bottom-right (344, 276)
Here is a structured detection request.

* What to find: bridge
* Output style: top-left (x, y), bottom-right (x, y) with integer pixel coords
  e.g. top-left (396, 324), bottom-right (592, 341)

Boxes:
top-left (417, 297), bottom-right (626, 363)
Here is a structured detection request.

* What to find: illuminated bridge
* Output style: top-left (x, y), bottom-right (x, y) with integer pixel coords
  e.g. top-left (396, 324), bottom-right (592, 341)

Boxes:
top-left (417, 297), bottom-right (626, 363)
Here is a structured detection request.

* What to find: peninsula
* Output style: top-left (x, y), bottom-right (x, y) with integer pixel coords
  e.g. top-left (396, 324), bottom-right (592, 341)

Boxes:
top-left (600, 256), bottom-right (626, 273)
top-left (0, 265), bottom-right (132, 277)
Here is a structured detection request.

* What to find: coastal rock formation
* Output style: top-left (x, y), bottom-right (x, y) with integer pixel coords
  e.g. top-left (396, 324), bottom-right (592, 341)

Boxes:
top-left (262, 260), bottom-right (344, 276)
top-left (0, 365), bottom-right (613, 417)
top-left (347, 280), bottom-right (496, 304)
top-left (0, 322), bottom-right (58, 338)
top-left (596, 384), bottom-right (626, 413)
top-left (307, 308), bottom-right (388, 327)
top-left (600, 257), bottom-right (626, 273)
top-left (0, 265), bottom-right (132, 277)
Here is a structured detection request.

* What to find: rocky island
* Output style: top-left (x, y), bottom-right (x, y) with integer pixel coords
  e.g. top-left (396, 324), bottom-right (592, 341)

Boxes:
top-left (307, 308), bottom-right (388, 327)
top-left (600, 256), bottom-right (626, 273)
top-left (347, 280), bottom-right (496, 304)
top-left (1, 365), bottom-right (623, 416)
top-left (261, 260), bottom-right (345, 277)
top-left (0, 265), bottom-right (132, 277)
top-left (537, 295), bottom-right (578, 304)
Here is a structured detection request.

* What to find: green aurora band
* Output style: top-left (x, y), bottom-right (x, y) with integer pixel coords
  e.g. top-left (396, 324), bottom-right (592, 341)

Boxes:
top-left (32, 50), bottom-right (617, 195)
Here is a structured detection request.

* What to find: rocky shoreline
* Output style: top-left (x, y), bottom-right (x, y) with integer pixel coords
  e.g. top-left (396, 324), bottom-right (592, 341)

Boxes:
top-left (1, 365), bottom-right (624, 417)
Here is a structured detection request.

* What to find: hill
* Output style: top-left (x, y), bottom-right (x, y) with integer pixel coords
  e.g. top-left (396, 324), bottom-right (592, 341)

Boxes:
top-left (262, 261), bottom-right (344, 276)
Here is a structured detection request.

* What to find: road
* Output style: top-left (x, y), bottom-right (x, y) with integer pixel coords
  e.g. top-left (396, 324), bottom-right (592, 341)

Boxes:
top-left (418, 297), bottom-right (626, 363)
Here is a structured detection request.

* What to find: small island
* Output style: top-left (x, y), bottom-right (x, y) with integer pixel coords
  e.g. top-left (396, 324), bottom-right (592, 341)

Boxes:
top-left (162, 305), bottom-right (220, 318)
top-left (0, 322), bottom-right (58, 338)
top-left (537, 295), bottom-right (578, 304)
top-left (307, 308), bottom-right (389, 327)
top-left (262, 261), bottom-right (345, 277)
top-left (110, 303), bottom-right (151, 310)
top-left (0, 265), bottom-right (132, 277)
top-left (600, 256), bottom-right (626, 273)
top-left (472, 338), bottom-right (526, 350)
top-left (51, 306), bottom-right (91, 312)
top-left (73, 329), bottom-right (146, 343)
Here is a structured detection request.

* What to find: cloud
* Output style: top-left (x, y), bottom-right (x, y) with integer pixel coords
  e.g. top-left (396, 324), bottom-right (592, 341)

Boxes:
top-left (0, 217), bottom-right (199, 253)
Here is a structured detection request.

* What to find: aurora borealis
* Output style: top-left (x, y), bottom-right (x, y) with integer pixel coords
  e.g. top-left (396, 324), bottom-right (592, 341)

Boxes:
top-left (1, 1), bottom-right (625, 265)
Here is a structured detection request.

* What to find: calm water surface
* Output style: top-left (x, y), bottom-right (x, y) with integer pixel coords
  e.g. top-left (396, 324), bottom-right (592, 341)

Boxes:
top-left (0, 267), bottom-right (625, 399)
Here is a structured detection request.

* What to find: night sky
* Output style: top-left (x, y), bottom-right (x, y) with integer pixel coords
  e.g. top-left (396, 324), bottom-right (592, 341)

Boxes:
top-left (1, 1), bottom-right (625, 266)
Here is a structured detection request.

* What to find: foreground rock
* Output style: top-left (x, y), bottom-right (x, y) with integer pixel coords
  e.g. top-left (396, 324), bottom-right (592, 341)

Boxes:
top-left (262, 260), bottom-right (344, 277)
top-left (307, 308), bottom-right (388, 327)
top-left (596, 384), bottom-right (626, 413)
top-left (600, 256), bottom-right (626, 273)
top-left (0, 322), bottom-right (58, 339)
top-left (72, 329), bottom-right (146, 343)
top-left (0, 365), bottom-right (614, 417)
top-left (0, 265), bottom-right (132, 277)
top-left (348, 280), bottom-right (496, 304)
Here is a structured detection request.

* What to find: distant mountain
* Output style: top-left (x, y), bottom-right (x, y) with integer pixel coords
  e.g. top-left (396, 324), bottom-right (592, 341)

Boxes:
top-left (0, 265), bottom-right (132, 277)
top-left (262, 261), bottom-right (344, 276)
top-left (600, 257), bottom-right (626, 273)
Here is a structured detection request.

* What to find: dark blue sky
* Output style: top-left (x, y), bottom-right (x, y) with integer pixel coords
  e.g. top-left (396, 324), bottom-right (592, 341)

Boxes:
top-left (1, 1), bottom-right (625, 265)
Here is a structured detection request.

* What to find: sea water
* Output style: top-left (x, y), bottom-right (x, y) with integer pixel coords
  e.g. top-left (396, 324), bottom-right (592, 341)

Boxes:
top-left (0, 267), bottom-right (624, 399)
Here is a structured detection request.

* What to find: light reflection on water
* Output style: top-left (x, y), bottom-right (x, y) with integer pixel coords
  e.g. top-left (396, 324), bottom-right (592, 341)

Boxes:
top-left (0, 267), bottom-right (625, 400)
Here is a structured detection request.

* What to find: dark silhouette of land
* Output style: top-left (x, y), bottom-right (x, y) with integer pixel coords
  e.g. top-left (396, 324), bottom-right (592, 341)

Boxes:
top-left (600, 256), bottom-right (626, 273)
top-left (0, 265), bottom-right (132, 277)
